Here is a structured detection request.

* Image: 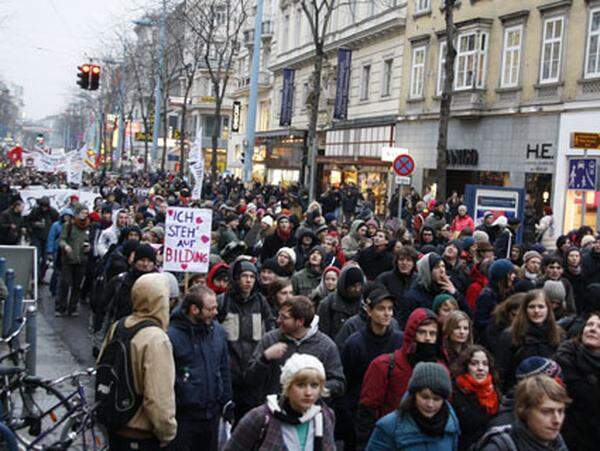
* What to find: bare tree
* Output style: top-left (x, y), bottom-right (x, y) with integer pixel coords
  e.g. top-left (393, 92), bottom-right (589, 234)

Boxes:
top-left (435, 0), bottom-right (458, 200)
top-left (182, 0), bottom-right (249, 182)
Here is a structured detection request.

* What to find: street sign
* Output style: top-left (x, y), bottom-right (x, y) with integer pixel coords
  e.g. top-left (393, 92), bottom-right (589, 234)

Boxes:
top-left (393, 154), bottom-right (415, 176)
top-left (571, 132), bottom-right (600, 149)
top-left (568, 158), bottom-right (597, 190)
top-left (395, 176), bottom-right (411, 185)
top-left (381, 146), bottom-right (408, 163)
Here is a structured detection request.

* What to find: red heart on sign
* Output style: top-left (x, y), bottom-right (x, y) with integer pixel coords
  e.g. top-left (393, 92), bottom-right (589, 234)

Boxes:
top-left (195, 217), bottom-right (203, 224)
top-left (201, 235), bottom-right (210, 243)
top-left (168, 209), bottom-right (174, 216)
top-left (181, 263), bottom-right (188, 270)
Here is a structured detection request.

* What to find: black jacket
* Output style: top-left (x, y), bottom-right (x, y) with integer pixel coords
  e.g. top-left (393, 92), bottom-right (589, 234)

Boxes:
top-left (451, 382), bottom-right (497, 450)
top-left (354, 245), bottom-right (394, 281)
top-left (260, 231), bottom-right (297, 262)
top-left (376, 269), bottom-right (415, 324)
top-left (582, 250), bottom-right (600, 286)
top-left (26, 205), bottom-right (58, 241)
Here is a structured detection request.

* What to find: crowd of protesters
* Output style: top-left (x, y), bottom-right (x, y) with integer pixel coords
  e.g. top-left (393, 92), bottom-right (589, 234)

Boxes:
top-left (1, 167), bottom-right (599, 451)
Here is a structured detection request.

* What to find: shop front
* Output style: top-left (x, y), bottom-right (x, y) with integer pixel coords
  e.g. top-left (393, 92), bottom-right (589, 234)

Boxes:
top-left (396, 114), bottom-right (558, 213)
top-left (248, 129), bottom-right (305, 185)
top-left (323, 122), bottom-right (395, 215)
top-left (552, 108), bottom-right (600, 234)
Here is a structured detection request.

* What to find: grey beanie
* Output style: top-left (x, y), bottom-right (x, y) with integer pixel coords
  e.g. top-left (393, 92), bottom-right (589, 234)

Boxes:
top-left (543, 280), bottom-right (566, 303)
top-left (408, 362), bottom-right (451, 399)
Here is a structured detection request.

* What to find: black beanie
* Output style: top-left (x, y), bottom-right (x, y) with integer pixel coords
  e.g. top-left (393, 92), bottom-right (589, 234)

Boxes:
top-left (344, 266), bottom-right (365, 287)
top-left (134, 244), bottom-right (156, 264)
top-left (261, 258), bottom-right (285, 276)
top-left (428, 253), bottom-right (443, 271)
top-left (122, 239), bottom-right (140, 259)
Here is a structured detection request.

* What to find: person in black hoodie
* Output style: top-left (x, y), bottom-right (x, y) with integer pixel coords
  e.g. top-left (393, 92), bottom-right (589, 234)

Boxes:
top-left (376, 246), bottom-right (418, 323)
top-left (293, 227), bottom-right (318, 271)
top-left (317, 264), bottom-right (365, 340)
top-left (354, 228), bottom-right (394, 281)
top-left (260, 216), bottom-right (297, 262)
top-left (563, 246), bottom-right (586, 314)
top-left (217, 259), bottom-right (275, 420)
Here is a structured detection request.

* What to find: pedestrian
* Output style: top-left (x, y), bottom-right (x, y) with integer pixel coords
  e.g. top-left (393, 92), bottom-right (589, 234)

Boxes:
top-left (442, 310), bottom-right (473, 368)
top-left (99, 273), bottom-right (177, 450)
top-left (167, 286), bottom-right (232, 451)
top-left (366, 362), bottom-right (459, 451)
top-left (291, 245), bottom-right (326, 296)
top-left (308, 265), bottom-right (339, 308)
top-left (432, 293), bottom-right (459, 326)
top-left (26, 196), bottom-right (58, 279)
top-left (483, 293), bottom-right (524, 356)
top-left (341, 220), bottom-right (368, 260)
top-left (354, 229), bottom-right (394, 281)
top-left (274, 247), bottom-right (296, 276)
top-left (0, 195), bottom-right (24, 245)
top-left (376, 246), bottom-right (418, 324)
top-left (260, 215), bottom-right (297, 261)
top-left (225, 353), bottom-right (336, 451)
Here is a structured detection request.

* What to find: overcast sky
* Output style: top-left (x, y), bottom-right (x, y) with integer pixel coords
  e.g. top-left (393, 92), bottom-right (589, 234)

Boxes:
top-left (0, 0), bottom-right (149, 121)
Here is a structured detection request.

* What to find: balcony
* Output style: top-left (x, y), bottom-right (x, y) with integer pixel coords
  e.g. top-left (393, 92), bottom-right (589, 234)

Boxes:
top-left (232, 71), bottom-right (272, 96)
top-left (243, 29), bottom-right (254, 48)
top-left (261, 20), bottom-right (273, 41)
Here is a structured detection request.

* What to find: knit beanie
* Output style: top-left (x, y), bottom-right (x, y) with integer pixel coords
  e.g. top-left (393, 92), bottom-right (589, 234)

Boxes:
top-left (323, 266), bottom-right (341, 277)
top-left (473, 230), bottom-right (490, 244)
top-left (344, 266), bottom-right (365, 287)
top-left (489, 259), bottom-right (515, 283)
top-left (309, 245), bottom-right (327, 259)
top-left (261, 258), bottom-right (282, 275)
top-left (427, 253), bottom-right (443, 271)
top-left (233, 260), bottom-right (257, 280)
top-left (261, 215), bottom-right (274, 228)
top-left (408, 362), bottom-right (452, 399)
top-left (134, 244), bottom-right (156, 264)
top-left (531, 243), bottom-right (546, 254)
top-left (432, 294), bottom-right (458, 313)
top-left (523, 250), bottom-right (542, 264)
top-left (581, 235), bottom-right (595, 247)
top-left (516, 357), bottom-right (562, 381)
top-left (150, 226), bottom-right (165, 242)
top-left (276, 247), bottom-right (297, 265)
top-left (460, 237), bottom-right (476, 252)
top-left (543, 280), bottom-right (566, 302)
top-left (324, 213), bottom-right (336, 223)
top-left (280, 354), bottom-right (326, 387)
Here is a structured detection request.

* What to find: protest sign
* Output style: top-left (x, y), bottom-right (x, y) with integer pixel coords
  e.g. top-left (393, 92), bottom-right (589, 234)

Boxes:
top-left (20, 189), bottom-right (97, 215)
top-left (66, 151), bottom-right (84, 185)
top-left (163, 207), bottom-right (212, 273)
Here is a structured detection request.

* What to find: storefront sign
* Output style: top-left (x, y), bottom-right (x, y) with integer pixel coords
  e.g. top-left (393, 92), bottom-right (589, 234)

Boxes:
top-left (279, 68), bottom-right (295, 126)
top-left (381, 146), bottom-right (408, 162)
top-left (164, 207), bottom-right (213, 273)
top-left (524, 143), bottom-right (555, 172)
top-left (231, 101), bottom-right (241, 132)
top-left (446, 148), bottom-right (479, 166)
top-left (333, 48), bottom-right (352, 120)
top-left (568, 158), bottom-right (597, 190)
top-left (571, 132), bottom-right (600, 149)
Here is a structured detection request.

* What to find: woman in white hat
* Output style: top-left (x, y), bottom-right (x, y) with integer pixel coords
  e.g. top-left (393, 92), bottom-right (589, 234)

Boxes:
top-left (225, 353), bottom-right (335, 450)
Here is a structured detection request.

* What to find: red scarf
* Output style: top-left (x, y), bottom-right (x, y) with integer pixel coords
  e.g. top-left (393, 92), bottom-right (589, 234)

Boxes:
top-left (455, 373), bottom-right (499, 414)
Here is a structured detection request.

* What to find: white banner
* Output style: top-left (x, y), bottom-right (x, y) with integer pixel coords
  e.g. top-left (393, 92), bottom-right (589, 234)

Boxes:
top-left (163, 207), bottom-right (212, 273)
top-left (66, 151), bottom-right (84, 185)
top-left (33, 153), bottom-right (67, 172)
top-left (188, 133), bottom-right (204, 200)
top-left (20, 189), bottom-right (97, 215)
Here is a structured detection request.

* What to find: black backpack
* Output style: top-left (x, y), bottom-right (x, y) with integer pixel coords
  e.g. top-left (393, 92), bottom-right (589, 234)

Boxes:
top-left (95, 318), bottom-right (158, 429)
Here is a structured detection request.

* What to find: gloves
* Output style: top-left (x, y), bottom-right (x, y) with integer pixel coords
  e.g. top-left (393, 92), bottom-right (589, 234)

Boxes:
top-left (222, 400), bottom-right (235, 424)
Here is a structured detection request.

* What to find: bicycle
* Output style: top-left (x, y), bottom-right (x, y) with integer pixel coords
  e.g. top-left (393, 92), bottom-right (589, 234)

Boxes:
top-left (46, 368), bottom-right (108, 451)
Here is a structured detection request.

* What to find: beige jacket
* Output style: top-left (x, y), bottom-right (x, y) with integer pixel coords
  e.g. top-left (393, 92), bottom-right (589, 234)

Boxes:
top-left (101, 273), bottom-right (177, 445)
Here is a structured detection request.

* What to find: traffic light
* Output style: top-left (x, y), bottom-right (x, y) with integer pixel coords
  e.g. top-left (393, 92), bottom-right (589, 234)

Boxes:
top-left (90, 65), bottom-right (101, 90)
top-left (77, 64), bottom-right (91, 89)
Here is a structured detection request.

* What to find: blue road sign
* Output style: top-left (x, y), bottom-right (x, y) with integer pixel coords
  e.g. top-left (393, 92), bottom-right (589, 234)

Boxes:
top-left (568, 158), bottom-right (597, 190)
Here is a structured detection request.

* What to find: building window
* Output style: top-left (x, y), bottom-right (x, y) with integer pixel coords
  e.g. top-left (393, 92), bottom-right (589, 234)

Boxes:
top-left (281, 13), bottom-right (290, 52)
top-left (294, 9), bottom-right (302, 48)
top-left (501, 25), bottom-right (523, 88)
top-left (302, 82), bottom-right (309, 110)
top-left (382, 59), bottom-right (393, 97)
top-left (410, 46), bottom-right (426, 98)
top-left (360, 64), bottom-right (371, 100)
top-left (455, 31), bottom-right (488, 90)
top-left (436, 41), bottom-right (446, 95)
top-left (585, 8), bottom-right (600, 78)
top-left (415, 0), bottom-right (430, 14)
top-left (540, 16), bottom-right (564, 84)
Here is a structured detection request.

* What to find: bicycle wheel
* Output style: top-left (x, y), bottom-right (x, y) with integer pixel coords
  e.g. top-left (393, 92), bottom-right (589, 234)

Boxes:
top-left (59, 411), bottom-right (108, 451)
top-left (6, 377), bottom-right (72, 450)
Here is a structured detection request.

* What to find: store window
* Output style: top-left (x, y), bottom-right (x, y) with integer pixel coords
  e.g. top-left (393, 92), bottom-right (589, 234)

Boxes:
top-left (539, 16), bottom-right (564, 84)
top-left (585, 8), bottom-right (600, 79)
top-left (410, 45), bottom-right (426, 99)
top-left (501, 25), bottom-right (523, 88)
top-left (564, 158), bottom-right (600, 232)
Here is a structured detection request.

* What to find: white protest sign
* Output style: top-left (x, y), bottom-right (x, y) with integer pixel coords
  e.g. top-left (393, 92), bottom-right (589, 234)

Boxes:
top-left (163, 207), bottom-right (213, 273)
top-left (33, 153), bottom-right (67, 172)
top-left (66, 151), bottom-right (84, 185)
top-left (20, 189), bottom-right (97, 215)
top-left (190, 160), bottom-right (204, 200)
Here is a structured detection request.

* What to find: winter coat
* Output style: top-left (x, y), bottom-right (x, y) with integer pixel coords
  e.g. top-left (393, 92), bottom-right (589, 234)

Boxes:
top-left (217, 224), bottom-right (238, 252)
top-left (451, 214), bottom-right (475, 234)
top-left (494, 229), bottom-right (515, 260)
top-left (445, 259), bottom-right (471, 295)
top-left (26, 205), bottom-right (58, 241)
top-left (99, 274), bottom-right (177, 444)
top-left (536, 214), bottom-right (556, 251)
top-left (341, 325), bottom-right (403, 409)
top-left (356, 309), bottom-right (447, 447)
top-left (474, 286), bottom-right (502, 340)
top-left (495, 325), bottom-right (560, 391)
top-left (451, 382), bottom-right (497, 450)
top-left (224, 396), bottom-right (336, 451)
top-left (260, 230), bottom-right (297, 262)
top-left (46, 219), bottom-right (64, 256)
top-left (246, 320), bottom-right (345, 400)
top-left (291, 267), bottom-right (322, 297)
top-left (376, 269), bottom-right (416, 324)
top-left (487, 390), bottom-right (516, 429)
top-left (366, 402), bottom-right (460, 451)
top-left (59, 220), bottom-right (91, 265)
top-left (106, 269), bottom-right (155, 322)
top-left (424, 213), bottom-right (447, 234)
top-left (581, 249), bottom-right (600, 286)
top-left (335, 307), bottom-right (401, 352)
top-left (341, 220), bottom-right (366, 260)
top-left (475, 419), bottom-right (568, 451)
top-left (563, 267), bottom-right (587, 314)
top-left (554, 339), bottom-right (600, 451)
top-left (466, 264), bottom-right (488, 312)
top-left (317, 265), bottom-right (364, 339)
top-left (355, 245), bottom-right (394, 281)
top-left (293, 228), bottom-right (317, 270)
top-left (0, 207), bottom-right (23, 245)
top-left (96, 221), bottom-right (122, 258)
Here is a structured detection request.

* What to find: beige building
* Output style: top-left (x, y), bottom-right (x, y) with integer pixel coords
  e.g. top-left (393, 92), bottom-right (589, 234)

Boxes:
top-left (396, 0), bottom-right (600, 219)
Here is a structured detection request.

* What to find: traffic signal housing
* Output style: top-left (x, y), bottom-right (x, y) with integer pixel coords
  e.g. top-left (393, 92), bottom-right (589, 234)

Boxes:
top-left (90, 65), bottom-right (101, 90)
top-left (77, 64), bottom-right (91, 89)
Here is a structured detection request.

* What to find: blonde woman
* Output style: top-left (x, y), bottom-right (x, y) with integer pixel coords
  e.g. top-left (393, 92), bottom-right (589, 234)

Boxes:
top-left (225, 354), bottom-right (335, 450)
top-left (442, 310), bottom-right (473, 368)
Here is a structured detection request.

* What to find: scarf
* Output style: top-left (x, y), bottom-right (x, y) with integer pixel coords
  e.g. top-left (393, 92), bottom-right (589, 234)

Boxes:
top-left (455, 373), bottom-right (499, 414)
top-left (276, 227), bottom-right (292, 242)
top-left (408, 342), bottom-right (438, 367)
top-left (579, 343), bottom-right (600, 374)
top-left (409, 399), bottom-right (449, 437)
top-left (567, 265), bottom-right (582, 276)
top-left (267, 395), bottom-right (323, 451)
top-left (511, 418), bottom-right (568, 451)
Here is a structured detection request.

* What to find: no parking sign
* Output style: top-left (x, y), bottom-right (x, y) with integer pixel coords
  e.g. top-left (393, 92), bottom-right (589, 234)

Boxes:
top-left (392, 154), bottom-right (415, 177)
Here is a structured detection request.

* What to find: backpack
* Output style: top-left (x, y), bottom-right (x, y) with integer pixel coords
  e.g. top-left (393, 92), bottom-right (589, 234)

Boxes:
top-left (95, 318), bottom-right (159, 429)
top-left (471, 425), bottom-right (518, 451)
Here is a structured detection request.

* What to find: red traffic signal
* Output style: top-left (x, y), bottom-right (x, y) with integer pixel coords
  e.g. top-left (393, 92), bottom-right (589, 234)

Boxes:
top-left (77, 64), bottom-right (91, 89)
top-left (90, 65), bottom-right (101, 90)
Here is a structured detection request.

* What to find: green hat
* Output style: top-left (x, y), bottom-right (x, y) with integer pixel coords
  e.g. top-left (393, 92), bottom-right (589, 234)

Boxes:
top-left (432, 293), bottom-right (457, 314)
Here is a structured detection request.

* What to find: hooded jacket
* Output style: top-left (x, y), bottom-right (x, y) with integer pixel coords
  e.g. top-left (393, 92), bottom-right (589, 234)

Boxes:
top-left (96, 209), bottom-right (127, 258)
top-left (167, 307), bottom-right (232, 421)
top-left (317, 265), bottom-right (365, 339)
top-left (293, 228), bottom-right (317, 270)
top-left (356, 308), bottom-right (446, 446)
top-left (100, 274), bottom-right (177, 444)
top-left (355, 243), bottom-right (394, 281)
top-left (376, 265), bottom-right (416, 324)
top-left (341, 220), bottom-right (366, 259)
top-left (207, 262), bottom-right (230, 294)
top-left (291, 266), bottom-right (322, 297)
top-left (246, 317), bottom-right (346, 400)
top-left (217, 260), bottom-right (275, 400)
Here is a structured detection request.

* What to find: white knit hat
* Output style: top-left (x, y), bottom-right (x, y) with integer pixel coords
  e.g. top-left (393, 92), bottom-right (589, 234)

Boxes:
top-left (280, 354), bottom-right (326, 387)
top-left (276, 247), bottom-right (297, 265)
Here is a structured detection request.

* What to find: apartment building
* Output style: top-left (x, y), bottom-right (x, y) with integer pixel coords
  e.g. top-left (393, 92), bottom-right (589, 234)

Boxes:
top-left (396, 0), bottom-right (600, 227)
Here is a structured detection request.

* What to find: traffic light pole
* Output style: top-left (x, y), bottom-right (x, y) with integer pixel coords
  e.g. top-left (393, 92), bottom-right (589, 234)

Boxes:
top-left (243, 0), bottom-right (264, 183)
top-left (151, 0), bottom-right (166, 169)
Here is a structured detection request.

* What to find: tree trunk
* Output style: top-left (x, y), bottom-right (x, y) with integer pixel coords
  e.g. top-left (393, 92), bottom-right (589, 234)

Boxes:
top-left (211, 97), bottom-right (222, 183)
top-left (307, 45), bottom-right (324, 202)
top-left (142, 117), bottom-right (150, 172)
top-left (179, 101), bottom-right (188, 178)
top-left (162, 99), bottom-right (168, 172)
top-left (435, 0), bottom-right (457, 201)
